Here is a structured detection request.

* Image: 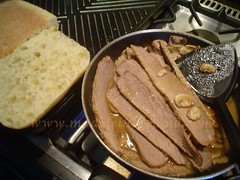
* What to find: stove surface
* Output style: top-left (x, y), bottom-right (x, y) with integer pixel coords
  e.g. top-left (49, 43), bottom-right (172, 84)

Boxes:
top-left (1, 0), bottom-right (240, 180)
top-left (157, 5), bottom-right (240, 65)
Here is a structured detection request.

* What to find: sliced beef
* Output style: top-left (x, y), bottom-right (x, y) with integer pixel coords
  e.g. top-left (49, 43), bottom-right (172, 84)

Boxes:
top-left (116, 59), bottom-right (149, 80)
top-left (191, 149), bottom-right (213, 171)
top-left (115, 47), bottom-right (135, 67)
top-left (116, 71), bottom-right (202, 166)
top-left (116, 58), bottom-right (167, 103)
top-left (107, 85), bottom-right (187, 165)
top-left (150, 53), bottom-right (171, 71)
top-left (131, 45), bottom-right (216, 147)
top-left (159, 40), bottom-right (192, 87)
top-left (92, 56), bottom-right (121, 153)
top-left (115, 54), bottom-right (127, 67)
top-left (126, 123), bottom-right (168, 167)
top-left (160, 40), bottom-right (218, 127)
top-left (127, 153), bottom-right (194, 177)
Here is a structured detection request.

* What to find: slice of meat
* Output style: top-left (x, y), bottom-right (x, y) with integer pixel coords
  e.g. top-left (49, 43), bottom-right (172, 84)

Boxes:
top-left (131, 45), bottom-right (216, 147)
top-left (107, 85), bottom-right (187, 165)
top-left (92, 56), bottom-right (121, 153)
top-left (126, 152), bottom-right (194, 177)
top-left (116, 58), bottom-right (168, 102)
top-left (116, 59), bottom-right (147, 78)
top-left (159, 40), bottom-right (192, 87)
top-left (115, 54), bottom-right (127, 67)
top-left (150, 52), bottom-right (171, 71)
top-left (126, 123), bottom-right (168, 167)
top-left (160, 40), bottom-right (218, 127)
top-left (192, 149), bottom-right (213, 171)
top-left (115, 47), bottom-right (135, 67)
top-left (116, 71), bottom-right (202, 166)
top-left (116, 59), bottom-right (214, 171)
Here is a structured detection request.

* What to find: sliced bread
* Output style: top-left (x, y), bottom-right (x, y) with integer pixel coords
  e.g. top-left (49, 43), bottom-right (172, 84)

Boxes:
top-left (0, 27), bottom-right (90, 129)
top-left (0, 0), bottom-right (58, 58)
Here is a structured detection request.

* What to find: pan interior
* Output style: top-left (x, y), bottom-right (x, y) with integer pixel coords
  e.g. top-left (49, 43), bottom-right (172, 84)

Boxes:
top-left (82, 30), bottom-right (236, 179)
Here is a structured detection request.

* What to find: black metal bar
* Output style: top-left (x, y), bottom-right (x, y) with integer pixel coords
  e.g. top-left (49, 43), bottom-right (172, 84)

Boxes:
top-left (152, 5), bottom-right (176, 24)
top-left (219, 27), bottom-right (240, 34)
top-left (190, 0), bottom-right (203, 26)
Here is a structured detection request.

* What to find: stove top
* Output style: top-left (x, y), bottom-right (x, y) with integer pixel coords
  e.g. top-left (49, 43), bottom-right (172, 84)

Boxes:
top-left (156, 1), bottom-right (240, 65)
top-left (0, 0), bottom-right (240, 180)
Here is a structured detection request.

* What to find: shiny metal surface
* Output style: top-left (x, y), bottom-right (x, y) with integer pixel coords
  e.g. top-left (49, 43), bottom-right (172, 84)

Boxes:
top-left (28, 135), bottom-right (92, 180)
top-left (5, 1), bottom-right (238, 179)
top-left (200, 0), bottom-right (240, 21)
top-left (68, 120), bottom-right (88, 144)
top-left (159, 5), bottom-right (240, 65)
top-left (82, 29), bottom-right (236, 180)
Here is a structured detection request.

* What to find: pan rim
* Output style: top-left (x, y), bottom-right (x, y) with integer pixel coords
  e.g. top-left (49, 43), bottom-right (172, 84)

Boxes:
top-left (82, 29), bottom-right (236, 179)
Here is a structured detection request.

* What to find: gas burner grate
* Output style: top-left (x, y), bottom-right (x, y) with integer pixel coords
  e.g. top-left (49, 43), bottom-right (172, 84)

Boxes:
top-left (199, 0), bottom-right (223, 11)
top-left (199, 0), bottom-right (240, 23)
top-left (26, 0), bottom-right (167, 57)
top-left (225, 6), bottom-right (240, 21)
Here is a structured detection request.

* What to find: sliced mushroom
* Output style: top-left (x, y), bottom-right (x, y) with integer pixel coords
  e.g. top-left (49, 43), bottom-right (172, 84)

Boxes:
top-left (157, 69), bottom-right (167, 77)
top-left (174, 94), bottom-right (194, 108)
top-left (169, 44), bottom-right (183, 59)
top-left (211, 142), bottom-right (224, 149)
top-left (179, 45), bottom-right (198, 55)
top-left (213, 156), bottom-right (229, 164)
top-left (187, 106), bottom-right (202, 121)
top-left (152, 40), bottom-right (161, 49)
top-left (209, 143), bottom-right (224, 158)
top-left (199, 63), bottom-right (216, 74)
top-left (169, 35), bottom-right (187, 45)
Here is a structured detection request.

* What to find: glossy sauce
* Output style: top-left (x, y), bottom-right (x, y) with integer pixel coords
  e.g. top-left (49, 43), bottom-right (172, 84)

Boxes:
top-left (103, 40), bottom-right (239, 175)
top-left (111, 112), bottom-right (137, 152)
top-left (108, 90), bottom-right (239, 168)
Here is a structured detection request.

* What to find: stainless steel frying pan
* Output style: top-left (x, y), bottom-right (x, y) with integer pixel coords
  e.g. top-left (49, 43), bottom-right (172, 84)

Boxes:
top-left (82, 29), bottom-right (238, 179)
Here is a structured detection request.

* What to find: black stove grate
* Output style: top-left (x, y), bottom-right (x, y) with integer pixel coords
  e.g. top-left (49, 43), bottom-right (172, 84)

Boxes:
top-left (26, 0), bottom-right (167, 56)
top-left (1, 1), bottom-right (239, 180)
top-left (197, 0), bottom-right (240, 27)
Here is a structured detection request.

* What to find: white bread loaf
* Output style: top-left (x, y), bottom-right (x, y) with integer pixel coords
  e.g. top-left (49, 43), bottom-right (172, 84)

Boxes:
top-left (0, 27), bottom-right (90, 129)
top-left (0, 0), bottom-right (58, 58)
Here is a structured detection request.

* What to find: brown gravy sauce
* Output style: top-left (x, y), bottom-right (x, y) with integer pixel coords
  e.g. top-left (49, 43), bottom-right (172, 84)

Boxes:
top-left (111, 112), bottom-right (137, 152)
top-left (103, 40), bottom-right (239, 175)
top-left (108, 93), bottom-right (239, 171)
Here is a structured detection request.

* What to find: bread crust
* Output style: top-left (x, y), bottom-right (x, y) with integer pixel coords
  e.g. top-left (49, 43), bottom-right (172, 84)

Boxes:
top-left (0, 28), bottom-right (90, 129)
top-left (0, 1), bottom-right (90, 129)
top-left (0, 0), bottom-right (58, 58)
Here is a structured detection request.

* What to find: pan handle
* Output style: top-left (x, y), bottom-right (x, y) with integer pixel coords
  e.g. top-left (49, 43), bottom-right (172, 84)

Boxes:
top-left (216, 97), bottom-right (240, 163)
top-left (67, 120), bottom-right (89, 144)
top-left (59, 111), bottom-right (90, 145)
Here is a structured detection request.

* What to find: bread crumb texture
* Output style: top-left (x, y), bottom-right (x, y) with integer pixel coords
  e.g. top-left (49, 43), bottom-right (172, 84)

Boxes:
top-left (0, 28), bottom-right (90, 129)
